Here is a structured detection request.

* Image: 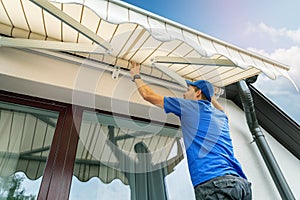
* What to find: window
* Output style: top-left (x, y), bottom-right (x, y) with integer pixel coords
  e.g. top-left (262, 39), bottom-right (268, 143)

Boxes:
top-left (70, 111), bottom-right (184, 200)
top-left (0, 101), bottom-right (59, 199)
top-left (0, 92), bottom-right (194, 199)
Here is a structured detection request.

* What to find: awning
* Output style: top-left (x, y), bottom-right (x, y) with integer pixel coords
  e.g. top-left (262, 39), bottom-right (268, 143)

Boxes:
top-left (0, 0), bottom-right (293, 88)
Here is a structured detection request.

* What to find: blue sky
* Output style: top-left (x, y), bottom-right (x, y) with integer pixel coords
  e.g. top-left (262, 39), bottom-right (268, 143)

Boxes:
top-left (121, 0), bottom-right (300, 124)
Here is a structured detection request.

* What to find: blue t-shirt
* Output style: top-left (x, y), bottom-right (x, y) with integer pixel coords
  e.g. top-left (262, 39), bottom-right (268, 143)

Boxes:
top-left (164, 97), bottom-right (247, 186)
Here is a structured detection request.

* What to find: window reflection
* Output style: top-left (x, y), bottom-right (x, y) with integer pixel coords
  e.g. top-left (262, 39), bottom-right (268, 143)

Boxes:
top-left (70, 176), bottom-right (130, 199)
top-left (70, 111), bottom-right (183, 200)
top-left (0, 101), bottom-right (58, 199)
top-left (0, 172), bottom-right (42, 199)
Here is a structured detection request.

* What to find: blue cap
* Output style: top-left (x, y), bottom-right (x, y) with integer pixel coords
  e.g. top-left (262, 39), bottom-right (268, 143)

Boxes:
top-left (186, 80), bottom-right (214, 101)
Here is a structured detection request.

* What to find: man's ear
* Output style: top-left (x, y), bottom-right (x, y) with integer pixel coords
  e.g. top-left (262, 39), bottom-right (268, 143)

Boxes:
top-left (195, 89), bottom-right (202, 98)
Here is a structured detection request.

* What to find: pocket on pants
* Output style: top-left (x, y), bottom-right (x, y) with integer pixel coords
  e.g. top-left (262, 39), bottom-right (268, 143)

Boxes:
top-left (213, 178), bottom-right (237, 188)
top-left (212, 178), bottom-right (243, 199)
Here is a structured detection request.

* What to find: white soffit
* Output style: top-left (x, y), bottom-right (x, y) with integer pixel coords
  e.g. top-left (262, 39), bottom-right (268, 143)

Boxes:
top-left (0, 0), bottom-right (292, 87)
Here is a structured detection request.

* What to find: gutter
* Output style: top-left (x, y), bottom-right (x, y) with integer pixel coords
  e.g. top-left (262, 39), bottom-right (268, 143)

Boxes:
top-left (237, 80), bottom-right (295, 200)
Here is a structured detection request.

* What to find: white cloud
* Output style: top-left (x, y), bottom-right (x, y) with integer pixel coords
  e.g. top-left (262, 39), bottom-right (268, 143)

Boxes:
top-left (249, 46), bottom-right (300, 123)
top-left (242, 22), bottom-right (300, 123)
top-left (248, 46), bottom-right (300, 89)
top-left (246, 22), bottom-right (300, 44)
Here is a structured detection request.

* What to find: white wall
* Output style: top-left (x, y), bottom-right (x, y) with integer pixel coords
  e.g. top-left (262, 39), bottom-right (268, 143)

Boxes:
top-left (226, 99), bottom-right (300, 199)
top-left (0, 47), bottom-right (299, 199)
top-left (0, 47), bottom-right (181, 125)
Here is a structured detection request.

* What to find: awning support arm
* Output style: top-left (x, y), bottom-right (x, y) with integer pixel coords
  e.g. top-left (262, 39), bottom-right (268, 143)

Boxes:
top-left (20, 146), bottom-right (50, 156)
top-left (0, 36), bottom-right (106, 54)
top-left (152, 62), bottom-right (187, 88)
top-left (29, 0), bottom-right (112, 53)
top-left (152, 56), bottom-right (236, 67)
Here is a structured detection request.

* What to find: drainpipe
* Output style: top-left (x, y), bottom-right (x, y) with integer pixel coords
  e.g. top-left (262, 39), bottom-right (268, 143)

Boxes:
top-left (237, 80), bottom-right (295, 200)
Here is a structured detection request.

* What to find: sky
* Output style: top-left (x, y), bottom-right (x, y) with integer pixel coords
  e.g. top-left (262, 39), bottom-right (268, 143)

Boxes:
top-left (120, 0), bottom-right (300, 124)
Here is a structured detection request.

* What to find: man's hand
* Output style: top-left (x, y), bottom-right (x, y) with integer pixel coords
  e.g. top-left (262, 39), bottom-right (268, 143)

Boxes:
top-left (130, 61), bottom-right (140, 79)
top-left (211, 96), bottom-right (224, 111)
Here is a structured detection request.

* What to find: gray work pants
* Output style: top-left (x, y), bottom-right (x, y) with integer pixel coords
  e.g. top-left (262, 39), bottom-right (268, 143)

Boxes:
top-left (194, 175), bottom-right (252, 200)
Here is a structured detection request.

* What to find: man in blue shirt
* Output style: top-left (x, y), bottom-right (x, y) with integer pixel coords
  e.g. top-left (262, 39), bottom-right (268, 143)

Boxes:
top-left (130, 62), bottom-right (252, 199)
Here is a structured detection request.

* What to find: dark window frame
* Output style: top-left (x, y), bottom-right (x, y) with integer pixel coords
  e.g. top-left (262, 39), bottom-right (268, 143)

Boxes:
top-left (0, 90), bottom-right (82, 199)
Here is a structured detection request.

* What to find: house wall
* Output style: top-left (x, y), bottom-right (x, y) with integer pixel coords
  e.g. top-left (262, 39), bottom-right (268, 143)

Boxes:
top-left (0, 47), bottom-right (299, 199)
top-left (0, 47), bottom-right (180, 126)
top-left (227, 99), bottom-right (300, 199)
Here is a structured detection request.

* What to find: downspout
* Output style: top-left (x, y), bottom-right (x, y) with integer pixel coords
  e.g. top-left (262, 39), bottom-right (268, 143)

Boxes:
top-left (237, 80), bottom-right (295, 200)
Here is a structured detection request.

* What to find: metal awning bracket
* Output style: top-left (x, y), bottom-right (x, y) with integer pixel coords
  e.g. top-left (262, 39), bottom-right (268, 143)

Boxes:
top-left (112, 65), bottom-right (120, 80)
top-left (111, 58), bottom-right (121, 80)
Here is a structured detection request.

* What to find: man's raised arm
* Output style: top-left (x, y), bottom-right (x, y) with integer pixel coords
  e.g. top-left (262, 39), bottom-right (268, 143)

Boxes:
top-left (130, 62), bottom-right (164, 108)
